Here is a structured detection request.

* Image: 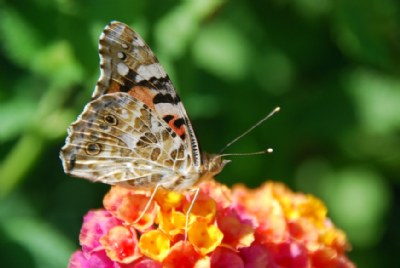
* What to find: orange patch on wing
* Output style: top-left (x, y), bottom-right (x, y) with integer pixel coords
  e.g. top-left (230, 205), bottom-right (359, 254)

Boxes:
top-left (128, 86), bottom-right (156, 110)
top-left (107, 81), bottom-right (123, 93)
top-left (168, 115), bottom-right (186, 139)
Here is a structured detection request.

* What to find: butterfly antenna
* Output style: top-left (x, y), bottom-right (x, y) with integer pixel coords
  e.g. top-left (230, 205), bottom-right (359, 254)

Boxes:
top-left (219, 148), bottom-right (274, 158)
top-left (218, 107), bottom-right (280, 154)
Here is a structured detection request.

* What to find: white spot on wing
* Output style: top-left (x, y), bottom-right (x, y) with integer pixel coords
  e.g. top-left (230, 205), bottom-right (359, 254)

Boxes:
top-left (132, 36), bottom-right (145, 47)
top-left (117, 52), bottom-right (125, 59)
top-left (120, 109), bottom-right (129, 119)
top-left (135, 63), bottom-right (166, 82)
top-left (117, 63), bottom-right (129, 76)
top-left (154, 102), bottom-right (180, 116)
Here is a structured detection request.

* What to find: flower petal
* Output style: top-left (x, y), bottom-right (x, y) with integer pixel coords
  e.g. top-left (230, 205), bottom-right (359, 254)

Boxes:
top-left (189, 220), bottom-right (223, 255)
top-left (217, 208), bottom-right (254, 249)
top-left (129, 257), bottom-right (163, 268)
top-left (104, 186), bottom-right (157, 232)
top-left (139, 230), bottom-right (170, 262)
top-left (185, 193), bottom-right (216, 224)
top-left (266, 241), bottom-right (309, 268)
top-left (157, 209), bottom-right (186, 236)
top-left (155, 189), bottom-right (184, 212)
top-left (210, 247), bottom-right (244, 268)
top-left (311, 247), bottom-right (356, 268)
top-left (100, 226), bottom-right (141, 263)
top-left (239, 243), bottom-right (268, 268)
top-left (68, 250), bottom-right (116, 268)
top-left (163, 241), bottom-right (206, 268)
top-left (80, 210), bottom-right (120, 254)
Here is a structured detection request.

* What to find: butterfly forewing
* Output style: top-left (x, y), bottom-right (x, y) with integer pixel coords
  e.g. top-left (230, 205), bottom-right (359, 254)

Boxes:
top-left (93, 21), bottom-right (201, 167)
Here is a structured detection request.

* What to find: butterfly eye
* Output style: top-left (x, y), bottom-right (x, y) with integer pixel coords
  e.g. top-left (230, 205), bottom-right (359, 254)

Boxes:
top-left (85, 143), bottom-right (102, 155)
top-left (104, 114), bottom-right (118, 126)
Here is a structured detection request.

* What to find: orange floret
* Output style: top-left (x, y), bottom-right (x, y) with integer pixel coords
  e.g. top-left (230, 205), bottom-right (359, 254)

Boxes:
top-left (157, 209), bottom-right (186, 236)
top-left (188, 220), bottom-right (224, 255)
top-left (103, 186), bottom-right (157, 231)
top-left (163, 241), bottom-right (207, 268)
top-left (100, 225), bottom-right (141, 263)
top-left (139, 229), bottom-right (171, 262)
top-left (185, 193), bottom-right (217, 224)
top-left (217, 208), bottom-right (255, 249)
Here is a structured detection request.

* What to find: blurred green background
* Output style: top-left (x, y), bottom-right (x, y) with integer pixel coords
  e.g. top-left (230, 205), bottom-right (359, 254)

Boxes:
top-left (1, 0), bottom-right (399, 267)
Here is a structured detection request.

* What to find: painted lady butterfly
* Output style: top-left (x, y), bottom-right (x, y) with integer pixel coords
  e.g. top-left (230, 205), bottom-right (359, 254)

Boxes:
top-left (60, 21), bottom-right (230, 195)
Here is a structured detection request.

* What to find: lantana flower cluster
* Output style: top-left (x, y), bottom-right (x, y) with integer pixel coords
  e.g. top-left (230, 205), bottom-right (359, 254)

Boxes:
top-left (69, 180), bottom-right (355, 267)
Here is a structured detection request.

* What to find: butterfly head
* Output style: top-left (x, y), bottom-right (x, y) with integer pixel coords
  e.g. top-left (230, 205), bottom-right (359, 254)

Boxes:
top-left (201, 153), bottom-right (230, 180)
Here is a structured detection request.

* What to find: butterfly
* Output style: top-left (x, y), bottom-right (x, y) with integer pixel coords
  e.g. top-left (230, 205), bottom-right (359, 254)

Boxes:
top-left (60, 21), bottom-right (230, 197)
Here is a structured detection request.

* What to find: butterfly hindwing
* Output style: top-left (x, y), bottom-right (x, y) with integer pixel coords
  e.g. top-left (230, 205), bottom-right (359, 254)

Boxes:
top-left (60, 92), bottom-right (196, 190)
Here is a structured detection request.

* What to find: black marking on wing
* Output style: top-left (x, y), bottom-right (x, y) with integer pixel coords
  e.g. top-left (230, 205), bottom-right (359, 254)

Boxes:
top-left (163, 115), bottom-right (174, 123)
top-left (69, 154), bottom-right (76, 170)
top-left (173, 118), bottom-right (185, 128)
top-left (153, 93), bottom-right (180, 104)
top-left (119, 69), bottom-right (136, 92)
top-left (118, 70), bottom-right (173, 95)
top-left (146, 76), bottom-right (171, 89)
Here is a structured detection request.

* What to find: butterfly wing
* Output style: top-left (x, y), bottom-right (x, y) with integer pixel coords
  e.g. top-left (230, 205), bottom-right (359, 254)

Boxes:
top-left (60, 92), bottom-right (198, 190)
top-left (93, 21), bottom-right (201, 168)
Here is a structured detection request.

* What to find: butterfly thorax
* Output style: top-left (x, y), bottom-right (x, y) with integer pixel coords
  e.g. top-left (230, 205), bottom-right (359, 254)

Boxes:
top-left (153, 153), bottom-right (229, 192)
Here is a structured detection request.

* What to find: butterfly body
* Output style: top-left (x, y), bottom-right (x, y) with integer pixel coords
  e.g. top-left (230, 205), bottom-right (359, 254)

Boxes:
top-left (60, 21), bottom-right (228, 192)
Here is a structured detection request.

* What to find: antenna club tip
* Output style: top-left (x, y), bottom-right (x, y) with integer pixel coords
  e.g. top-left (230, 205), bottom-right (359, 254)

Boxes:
top-left (266, 148), bottom-right (273, 153)
top-left (274, 107), bottom-right (281, 113)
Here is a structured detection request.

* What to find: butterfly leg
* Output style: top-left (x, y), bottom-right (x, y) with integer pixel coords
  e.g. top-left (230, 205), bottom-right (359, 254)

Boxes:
top-left (184, 187), bottom-right (200, 241)
top-left (133, 183), bottom-right (162, 224)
